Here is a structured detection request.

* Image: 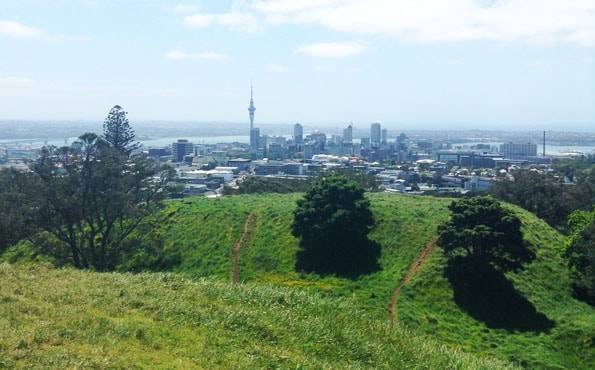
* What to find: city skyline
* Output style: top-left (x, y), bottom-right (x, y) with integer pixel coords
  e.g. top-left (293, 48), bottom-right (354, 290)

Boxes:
top-left (0, 0), bottom-right (594, 130)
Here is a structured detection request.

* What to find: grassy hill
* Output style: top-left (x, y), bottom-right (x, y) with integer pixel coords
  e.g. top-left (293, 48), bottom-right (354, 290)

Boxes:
top-left (0, 263), bottom-right (511, 369)
top-left (128, 193), bottom-right (594, 369)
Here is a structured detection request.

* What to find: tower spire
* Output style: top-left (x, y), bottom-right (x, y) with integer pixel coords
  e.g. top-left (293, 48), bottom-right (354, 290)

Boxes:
top-left (248, 82), bottom-right (256, 130)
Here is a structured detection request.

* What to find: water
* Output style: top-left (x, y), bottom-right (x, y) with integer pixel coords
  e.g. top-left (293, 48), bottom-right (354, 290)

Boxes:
top-left (451, 142), bottom-right (595, 156)
top-left (2, 136), bottom-right (594, 156)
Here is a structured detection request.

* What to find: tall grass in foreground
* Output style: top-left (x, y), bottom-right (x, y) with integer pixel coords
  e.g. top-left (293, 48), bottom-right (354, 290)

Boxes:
top-left (0, 263), bottom-right (514, 369)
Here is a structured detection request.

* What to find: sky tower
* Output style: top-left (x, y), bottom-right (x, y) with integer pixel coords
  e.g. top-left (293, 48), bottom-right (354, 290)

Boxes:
top-left (248, 83), bottom-right (256, 130)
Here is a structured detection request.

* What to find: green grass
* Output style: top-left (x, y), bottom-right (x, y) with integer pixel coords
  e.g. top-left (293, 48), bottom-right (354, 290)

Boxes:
top-left (133, 193), bottom-right (594, 369)
top-left (0, 263), bottom-right (512, 369)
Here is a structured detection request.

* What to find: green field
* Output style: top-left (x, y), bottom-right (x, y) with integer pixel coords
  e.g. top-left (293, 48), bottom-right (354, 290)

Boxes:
top-left (128, 193), bottom-right (594, 369)
top-left (0, 264), bottom-right (512, 369)
top-left (2, 193), bottom-right (594, 368)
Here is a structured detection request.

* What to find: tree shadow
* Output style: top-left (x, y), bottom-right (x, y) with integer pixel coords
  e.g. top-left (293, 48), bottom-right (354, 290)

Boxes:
top-left (445, 257), bottom-right (555, 333)
top-left (295, 237), bottom-right (381, 279)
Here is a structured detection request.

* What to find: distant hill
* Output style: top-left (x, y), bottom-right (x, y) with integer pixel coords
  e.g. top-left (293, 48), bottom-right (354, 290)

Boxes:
top-left (129, 193), bottom-right (594, 369)
top-left (0, 264), bottom-right (511, 369)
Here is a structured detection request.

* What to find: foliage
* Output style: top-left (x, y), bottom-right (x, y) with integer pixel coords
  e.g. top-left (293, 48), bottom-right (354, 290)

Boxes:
top-left (28, 132), bottom-right (173, 271)
top-left (325, 168), bottom-right (379, 191)
top-left (0, 168), bottom-right (38, 252)
top-left (552, 155), bottom-right (595, 182)
top-left (489, 169), bottom-right (591, 230)
top-left (566, 210), bottom-right (595, 305)
top-left (223, 176), bottom-right (312, 195)
top-left (102, 105), bottom-right (139, 154)
top-left (0, 263), bottom-right (514, 369)
top-left (438, 196), bottom-right (533, 273)
top-left (292, 175), bottom-right (380, 277)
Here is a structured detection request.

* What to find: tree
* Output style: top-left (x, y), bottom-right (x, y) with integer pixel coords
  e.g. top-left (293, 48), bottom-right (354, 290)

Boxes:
top-left (291, 175), bottom-right (380, 277)
top-left (102, 105), bottom-right (139, 154)
top-left (489, 170), bottom-right (583, 230)
top-left (566, 211), bottom-right (595, 305)
top-left (438, 196), bottom-right (533, 273)
top-left (0, 168), bottom-right (39, 252)
top-left (29, 132), bottom-right (173, 271)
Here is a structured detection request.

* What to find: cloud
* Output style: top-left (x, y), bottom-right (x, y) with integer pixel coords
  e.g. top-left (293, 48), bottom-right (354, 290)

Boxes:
top-left (246, 0), bottom-right (595, 47)
top-left (266, 63), bottom-right (288, 72)
top-left (0, 20), bottom-right (44, 38)
top-left (182, 14), bottom-right (215, 28)
top-left (183, 12), bottom-right (259, 33)
top-left (295, 41), bottom-right (365, 58)
top-left (165, 50), bottom-right (228, 61)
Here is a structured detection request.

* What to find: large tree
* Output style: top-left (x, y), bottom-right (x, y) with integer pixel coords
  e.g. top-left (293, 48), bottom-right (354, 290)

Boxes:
top-left (29, 132), bottom-right (173, 270)
top-left (102, 105), bottom-right (139, 154)
top-left (438, 196), bottom-right (533, 273)
top-left (566, 211), bottom-right (595, 306)
top-left (291, 175), bottom-right (380, 277)
top-left (0, 168), bottom-right (39, 253)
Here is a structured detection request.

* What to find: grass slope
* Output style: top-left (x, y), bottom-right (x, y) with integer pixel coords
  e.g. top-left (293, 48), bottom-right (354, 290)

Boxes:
top-left (140, 193), bottom-right (594, 369)
top-left (0, 264), bottom-right (511, 369)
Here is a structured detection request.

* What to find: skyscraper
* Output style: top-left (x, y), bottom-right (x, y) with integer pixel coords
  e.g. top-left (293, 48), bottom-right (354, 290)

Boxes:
top-left (172, 139), bottom-right (194, 162)
top-left (343, 124), bottom-right (353, 143)
top-left (294, 123), bottom-right (303, 149)
top-left (250, 128), bottom-right (260, 151)
top-left (381, 128), bottom-right (388, 145)
top-left (371, 122), bottom-right (381, 147)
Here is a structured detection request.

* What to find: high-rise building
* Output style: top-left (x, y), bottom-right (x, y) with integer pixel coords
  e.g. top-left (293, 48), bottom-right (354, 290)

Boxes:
top-left (250, 128), bottom-right (260, 151)
top-left (361, 137), bottom-right (371, 149)
top-left (172, 139), bottom-right (193, 162)
top-left (371, 122), bottom-right (381, 147)
top-left (381, 128), bottom-right (388, 145)
top-left (499, 142), bottom-right (537, 159)
top-left (294, 123), bottom-right (303, 148)
top-left (343, 124), bottom-right (353, 143)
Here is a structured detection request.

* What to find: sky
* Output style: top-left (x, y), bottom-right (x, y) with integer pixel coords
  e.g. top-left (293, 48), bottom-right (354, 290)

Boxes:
top-left (0, 0), bottom-right (594, 130)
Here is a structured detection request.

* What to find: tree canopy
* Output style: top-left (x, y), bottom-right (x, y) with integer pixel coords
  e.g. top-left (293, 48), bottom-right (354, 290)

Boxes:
top-left (291, 175), bottom-right (380, 277)
top-left (28, 133), bottom-right (172, 270)
top-left (438, 196), bottom-right (533, 273)
top-left (102, 105), bottom-right (139, 154)
top-left (566, 210), bottom-right (595, 306)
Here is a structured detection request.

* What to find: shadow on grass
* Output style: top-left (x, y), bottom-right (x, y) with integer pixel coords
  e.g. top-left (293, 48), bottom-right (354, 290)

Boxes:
top-left (296, 237), bottom-right (381, 279)
top-left (445, 257), bottom-right (555, 333)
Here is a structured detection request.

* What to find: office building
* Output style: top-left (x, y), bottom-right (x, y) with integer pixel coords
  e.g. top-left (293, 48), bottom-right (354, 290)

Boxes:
top-left (371, 122), bottom-right (381, 147)
top-left (499, 142), bottom-right (537, 159)
top-left (294, 123), bottom-right (303, 148)
top-left (250, 128), bottom-right (260, 151)
top-left (172, 139), bottom-right (193, 162)
top-left (343, 124), bottom-right (353, 144)
top-left (381, 128), bottom-right (388, 145)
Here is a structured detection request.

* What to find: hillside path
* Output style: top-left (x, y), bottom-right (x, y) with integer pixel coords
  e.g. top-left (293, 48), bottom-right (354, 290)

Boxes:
top-left (231, 213), bottom-right (258, 285)
top-left (388, 239), bottom-right (437, 325)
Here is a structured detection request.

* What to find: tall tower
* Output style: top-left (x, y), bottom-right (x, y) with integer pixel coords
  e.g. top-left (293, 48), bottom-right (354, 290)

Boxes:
top-left (248, 83), bottom-right (256, 130)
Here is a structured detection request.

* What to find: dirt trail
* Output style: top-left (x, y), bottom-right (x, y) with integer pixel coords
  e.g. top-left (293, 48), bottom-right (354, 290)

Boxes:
top-left (388, 239), bottom-right (437, 325)
top-left (231, 213), bottom-right (258, 285)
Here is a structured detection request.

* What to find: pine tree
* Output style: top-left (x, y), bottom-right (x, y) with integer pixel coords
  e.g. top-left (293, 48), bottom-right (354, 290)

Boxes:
top-left (102, 105), bottom-right (139, 154)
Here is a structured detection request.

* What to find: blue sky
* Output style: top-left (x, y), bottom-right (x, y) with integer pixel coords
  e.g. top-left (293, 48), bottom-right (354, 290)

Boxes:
top-left (0, 0), bottom-right (594, 130)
